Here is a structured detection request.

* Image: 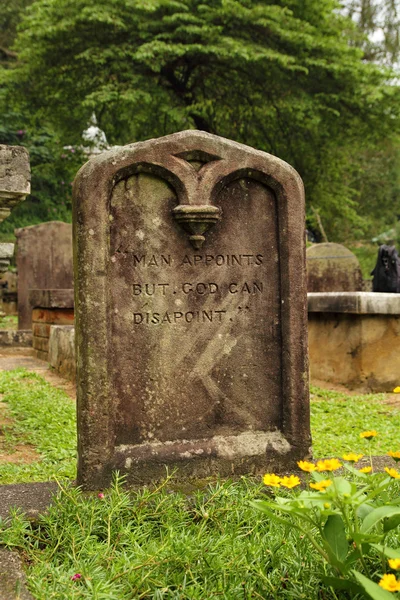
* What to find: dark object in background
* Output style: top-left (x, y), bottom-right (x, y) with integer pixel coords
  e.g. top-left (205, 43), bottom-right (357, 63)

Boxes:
top-left (371, 245), bottom-right (400, 293)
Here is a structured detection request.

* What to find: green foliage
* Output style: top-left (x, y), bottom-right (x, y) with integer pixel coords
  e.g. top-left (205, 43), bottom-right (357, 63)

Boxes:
top-left (0, 110), bottom-right (85, 233)
top-left (0, 369), bottom-right (76, 483)
top-left (3, 0), bottom-right (400, 238)
top-left (0, 474), bottom-right (367, 599)
top-left (254, 461), bottom-right (400, 597)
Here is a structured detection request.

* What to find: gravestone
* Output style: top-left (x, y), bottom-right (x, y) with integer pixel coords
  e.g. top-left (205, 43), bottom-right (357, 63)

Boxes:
top-left (306, 243), bottom-right (363, 292)
top-left (15, 221), bottom-right (73, 329)
top-left (73, 130), bottom-right (310, 489)
top-left (0, 145), bottom-right (30, 274)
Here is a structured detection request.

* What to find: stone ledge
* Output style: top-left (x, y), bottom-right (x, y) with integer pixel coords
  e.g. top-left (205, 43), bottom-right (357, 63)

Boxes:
top-left (308, 292), bottom-right (400, 315)
top-left (29, 288), bottom-right (74, 309)
top-left (0, 330), bottom-right (32, 347)
top-left (0, 549), bottom-right (34, 600)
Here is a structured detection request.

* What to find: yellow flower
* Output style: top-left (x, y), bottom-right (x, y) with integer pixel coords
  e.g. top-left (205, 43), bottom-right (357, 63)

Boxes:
top-left (379, 574), bottom-right (400, 592)
top-left (388, 451), bottom-right (400, 463)
top-left (360, 430), bottom-right (377, 440)
top-left (342, 453), bottom-right (363, 462)
top-left (297, 460), bottom-right (316, 472)
top-left (389, 559), bottom-right (400, 570)
top-left (280, 475), bottom-right (301, 489)
top-left (359, 466), bottom-right (372, 474)
top-left (316, 458), bottom-right (342, 472)
top-left (385, 467), bottom-right (400, 479)
top-left (324, 502), bottom-right (331, 509)
top-left (310, 479), bottom-right (332, 492)
top-left (393, 386), bottom-right (400, 393)
top-left (263, 473), bottom-right (281, 487)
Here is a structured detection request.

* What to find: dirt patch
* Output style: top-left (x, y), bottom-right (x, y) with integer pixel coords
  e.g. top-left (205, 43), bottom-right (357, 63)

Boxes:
top-left (0, 443), bottom-right (40, 464)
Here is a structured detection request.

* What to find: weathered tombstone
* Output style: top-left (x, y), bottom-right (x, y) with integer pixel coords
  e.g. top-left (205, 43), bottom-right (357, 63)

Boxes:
top-left (73, 130), bottom-right (310, 489)
top-left (306, 242), bottom-right (363, 292)
top-left (0, 145), bottom-right (30, 274)
top-left (15, 221), bottom-right (73, 329)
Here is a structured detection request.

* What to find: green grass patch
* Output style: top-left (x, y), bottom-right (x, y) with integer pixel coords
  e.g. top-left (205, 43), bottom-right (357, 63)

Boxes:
top-left (0, 369), bottom-right (76, 483)
top-left (1, 475), bottom-right (348, 599)
top-left (1, 369), bottom-right (400, 484)
top-left (0, 315), bottom-right (18, 330)
top-left (310, 385), bottom-right (400, 457)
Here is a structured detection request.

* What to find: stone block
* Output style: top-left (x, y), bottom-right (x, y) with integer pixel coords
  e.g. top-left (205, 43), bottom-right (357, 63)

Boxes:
top-left (32, 308), bottom-right (74, 325)
top-left (32, 336), bottom-right (49, 352)
top-left (48, 325), bottom-right (75, 383)
top-left (32, 323), bottom-right (51, 338)
top-left (15, 222), bottom-right (73, 329)
top-left (308, 291), bottom-right (400, 391)
top-left (73, 130), bottom-right (310, 488)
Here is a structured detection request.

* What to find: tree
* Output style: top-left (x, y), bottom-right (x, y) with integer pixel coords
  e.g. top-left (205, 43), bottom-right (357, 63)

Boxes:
top-left (3, 0), bottom-right (400, 239)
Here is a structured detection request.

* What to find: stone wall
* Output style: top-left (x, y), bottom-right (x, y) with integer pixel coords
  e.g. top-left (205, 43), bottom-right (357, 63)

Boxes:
top-left (308, 292), bottom-right (400, 392)
top-left (30, 289), bottom-right (74, 361)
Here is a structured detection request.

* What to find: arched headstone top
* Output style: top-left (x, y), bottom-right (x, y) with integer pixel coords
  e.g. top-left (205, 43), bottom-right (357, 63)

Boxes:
top-left (306, 242), bottom-right (363, 292)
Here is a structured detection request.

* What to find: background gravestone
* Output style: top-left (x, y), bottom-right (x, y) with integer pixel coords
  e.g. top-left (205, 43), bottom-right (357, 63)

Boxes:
top-left (306, 242), bottom-right (363, 292)
top-left (73, 130), bottom-right (310, 489)
top-left (15, 221), bottom-right (73, 330)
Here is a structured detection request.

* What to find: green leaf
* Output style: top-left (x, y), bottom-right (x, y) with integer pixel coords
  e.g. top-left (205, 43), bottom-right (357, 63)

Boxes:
top-left (357, 503), bottom-right (375, 520)
top-left (320, 575), bottom-right (364, 594)
top-left (361, 507), bottom-right (400, 533)
top-left (370, 544), bottom-right (400, 559)
top-left (384, 514), bottom-right (400, 533)
top-left (353, 570), bottom-right (395, 600)
top-left (323, 514), bottom-right (349, 562)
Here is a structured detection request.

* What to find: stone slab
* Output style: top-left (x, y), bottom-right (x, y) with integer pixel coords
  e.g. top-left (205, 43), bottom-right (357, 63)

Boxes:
top-left (0, 549), bottom-right (34, 600)
top-left (0, 145), bottom-right (30, 203)
top-left (29, 289), bottom-right (74, 310)
top-left (48, 325), bottom-right (75, 383)
top-left (306, 243), bottom-right (362, 292)
top-left (73, 129), bottom-right (310, 488)
top-left (0, 330), bottom-right (32, 348)
top-left (0, 482), bottom-right (58, 522)
top-left (15, 222), bottom-right (73, 330)
top-left (31, 308), bottom-right (74, 326)
top-left (308, 292), bottom-right (400, 314)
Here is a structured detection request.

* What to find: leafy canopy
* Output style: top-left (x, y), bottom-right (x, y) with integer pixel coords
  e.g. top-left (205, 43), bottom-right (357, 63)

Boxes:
top-left (3, 0), bottom-right (400, 238)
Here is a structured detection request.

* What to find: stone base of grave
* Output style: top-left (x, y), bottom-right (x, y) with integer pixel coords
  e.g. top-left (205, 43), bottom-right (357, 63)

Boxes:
top-left (308, 292), bottom-right (400, 392)
top-left (48, 325), bottom-right (75, 382)
top-left (30, 289), bottom-right (74, 361)
top-left (80, 433), bottom-right (311, 488)
top-left (0, 329), bottom-right (32, 347)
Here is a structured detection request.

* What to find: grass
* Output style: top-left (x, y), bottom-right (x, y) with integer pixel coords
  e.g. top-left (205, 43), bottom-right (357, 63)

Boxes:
top-left (0, 369), bottom-right (76, 483)
top-left (1, 475), bottom-right (352, 599)
top-left (0, 315), bottom-right (18, 330)
top-left (1, 370), bottom-right (400, 484)
top-left (1, 370), bottom-right (400, 598)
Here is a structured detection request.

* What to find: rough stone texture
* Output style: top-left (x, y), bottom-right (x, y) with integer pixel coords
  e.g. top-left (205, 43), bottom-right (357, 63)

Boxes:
top-left (0, 549), bottom-right (34, 600)
top-left (30, 298), bottom-right (74, 362)
top-left (0, 330), bottom-right (32, 347)
top-left (15, 222), bottom-right (73, 330)
top-left (73, 130), bottom-right (310, 489)
top-left (48, 325), bottom-right (75, 382)
top-left (306, 243), bottom-right (363, 292)
top-left (0, 145), bottom-right (30, 217)
top-left (0, 145), bottom-right (30, 277)
top-left (0, 482), bottom-right (58, 522)
top-left (0, 271), bottom-right (18, 315)
top-left (308, 291), bottom-right (400, 314)
top-left (308, 292), bottom-right (400, 391)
